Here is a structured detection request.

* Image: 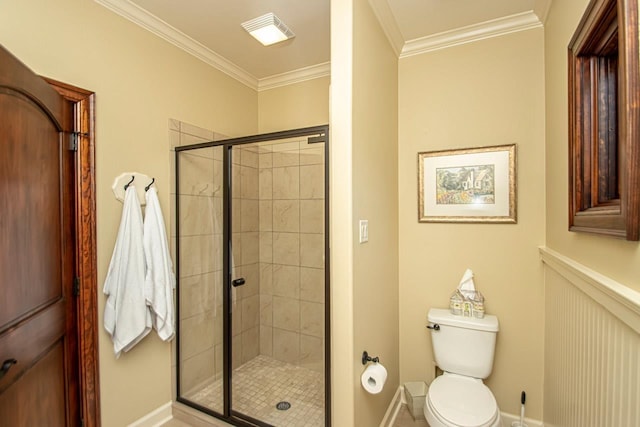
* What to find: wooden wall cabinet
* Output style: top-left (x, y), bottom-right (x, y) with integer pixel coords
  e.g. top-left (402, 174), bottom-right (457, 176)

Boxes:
top-left (568, 0), bottom-right (640, 240)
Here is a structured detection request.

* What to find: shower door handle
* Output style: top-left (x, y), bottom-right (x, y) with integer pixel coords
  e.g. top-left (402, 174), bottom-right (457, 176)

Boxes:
top-left (232, 278), bottom-right (246, 287)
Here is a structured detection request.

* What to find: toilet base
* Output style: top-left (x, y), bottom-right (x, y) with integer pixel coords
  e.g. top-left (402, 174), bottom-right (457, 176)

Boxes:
top-left (423, 378), bottom-right (502, 427)
top-left (424, 400), bottom-right (502, 427)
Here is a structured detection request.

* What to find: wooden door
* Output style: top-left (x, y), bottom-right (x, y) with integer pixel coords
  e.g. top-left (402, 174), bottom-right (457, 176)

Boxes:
top-left (0, 46), bottom-right (80, 426)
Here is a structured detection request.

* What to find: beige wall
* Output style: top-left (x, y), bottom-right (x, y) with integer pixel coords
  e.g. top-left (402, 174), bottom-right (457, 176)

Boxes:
top-left (0, 0), bottom-right (258, 425)
top-left (329, 0), bottom-right (357, 423)
top-left (398, 29), bottom-right (546, 419)
top-left (329, 0), bottom-right (402, 423)
top-left (544, 0), bottom-right (640, 292)
top-left (258, 77), bottom-right (330, 133)
top-left (352, 0), bottom-right (400, 425)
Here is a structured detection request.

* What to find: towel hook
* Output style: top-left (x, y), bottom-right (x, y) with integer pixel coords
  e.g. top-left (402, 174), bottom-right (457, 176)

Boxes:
top-left (145, 177), bottom-right (155, 192)
top-left (124, 175), bottom-right (135, 191)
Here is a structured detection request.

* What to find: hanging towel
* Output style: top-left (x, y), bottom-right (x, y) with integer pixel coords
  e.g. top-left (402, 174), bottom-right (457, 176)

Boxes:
top-left (103, 186), bottom-right (151, 358)
top-left (143, 187), bottom-right (176, 341)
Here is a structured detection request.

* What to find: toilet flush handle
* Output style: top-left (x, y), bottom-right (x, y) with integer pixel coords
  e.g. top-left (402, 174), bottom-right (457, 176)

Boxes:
top-left (426, 323), bottom-right (440, 331)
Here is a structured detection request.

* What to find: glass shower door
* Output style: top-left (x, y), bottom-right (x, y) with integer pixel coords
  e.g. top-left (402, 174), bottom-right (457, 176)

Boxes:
top-left (175, 125), bottom-right (329, 426)
top-left (176, 145), bottom-right (225, 415)
top-left (229, 137), bottom-right (326, 426)
top-left (228, 143), bottom-right (263, 423)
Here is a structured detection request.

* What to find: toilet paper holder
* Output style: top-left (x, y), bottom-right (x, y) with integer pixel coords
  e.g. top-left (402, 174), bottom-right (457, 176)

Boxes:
top-left (362, 351), bottom-right (380, 365)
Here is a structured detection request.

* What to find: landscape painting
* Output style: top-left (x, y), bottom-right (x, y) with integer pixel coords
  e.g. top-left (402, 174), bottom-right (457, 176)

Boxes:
top-left (435, 164), bottom-right (495, 205)
top-left (418, 144), bottom-right (516, 223)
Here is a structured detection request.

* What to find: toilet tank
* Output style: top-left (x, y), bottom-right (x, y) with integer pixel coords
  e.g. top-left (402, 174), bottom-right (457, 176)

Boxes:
top-left (427, 308), bottom-right (499, 379)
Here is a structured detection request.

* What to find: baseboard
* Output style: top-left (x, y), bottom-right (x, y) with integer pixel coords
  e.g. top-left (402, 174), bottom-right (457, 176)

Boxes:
top-left (379, 386), bottom-right (404, 427)
top-left (127, 401), bottom-right (173, 427)
top-left (501, 411), bottom-right (544, 427)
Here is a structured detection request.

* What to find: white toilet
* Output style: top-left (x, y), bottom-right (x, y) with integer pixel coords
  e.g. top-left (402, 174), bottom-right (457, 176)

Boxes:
top-left (424, 308), bottom-right (502, 427)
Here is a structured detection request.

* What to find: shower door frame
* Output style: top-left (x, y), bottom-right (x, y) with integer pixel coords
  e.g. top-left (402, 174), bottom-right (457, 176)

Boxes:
top-left (174, 125), bottom-right (331, 427)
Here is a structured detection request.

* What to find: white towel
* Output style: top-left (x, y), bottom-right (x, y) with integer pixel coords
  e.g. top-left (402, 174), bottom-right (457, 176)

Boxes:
top-left (143, 187), bottom-right (176, 341)
top-left (103, 186), bottom-right (151, 358)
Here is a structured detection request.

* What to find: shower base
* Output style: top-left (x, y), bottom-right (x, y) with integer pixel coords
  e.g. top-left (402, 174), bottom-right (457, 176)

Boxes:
top-left (185, 355), bottom-right (325, 426)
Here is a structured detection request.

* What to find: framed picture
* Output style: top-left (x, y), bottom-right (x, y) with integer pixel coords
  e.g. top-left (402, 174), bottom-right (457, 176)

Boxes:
top-left (418, 144), bottom-right (516, 223)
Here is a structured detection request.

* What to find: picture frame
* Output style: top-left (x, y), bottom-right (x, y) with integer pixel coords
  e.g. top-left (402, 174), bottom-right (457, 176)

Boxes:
top-left (418, 144), bottom-right (517, 223)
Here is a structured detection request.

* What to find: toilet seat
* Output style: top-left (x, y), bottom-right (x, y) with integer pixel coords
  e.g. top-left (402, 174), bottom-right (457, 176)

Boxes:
top-left (426, 374), bottom-right (498, 427)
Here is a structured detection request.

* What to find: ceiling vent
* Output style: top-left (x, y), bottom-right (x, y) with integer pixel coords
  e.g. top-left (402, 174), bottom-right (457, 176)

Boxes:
top-left (241, 12), bottom-right (295, 46)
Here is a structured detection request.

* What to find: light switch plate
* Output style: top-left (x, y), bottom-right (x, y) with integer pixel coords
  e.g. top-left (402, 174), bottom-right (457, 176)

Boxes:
top-left (359, 220), bottom-right (369, 243)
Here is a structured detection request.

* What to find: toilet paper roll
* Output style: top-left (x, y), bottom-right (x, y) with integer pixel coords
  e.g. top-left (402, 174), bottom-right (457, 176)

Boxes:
top-left (361, 363), bottom-right (387, 394)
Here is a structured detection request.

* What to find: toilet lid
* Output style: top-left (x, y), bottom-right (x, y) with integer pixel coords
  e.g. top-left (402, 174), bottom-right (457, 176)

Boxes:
top-left (428, 375), bottom-right (497, 427)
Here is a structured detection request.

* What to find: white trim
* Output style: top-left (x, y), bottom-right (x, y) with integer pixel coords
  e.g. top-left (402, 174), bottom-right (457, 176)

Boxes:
top-left (379, 386), bottom-right (404, 427)
top-left (95, 0), bottom-right (547, 87)
top-left (93, 0), bottom-right (258, 89)
top-left (539, 246), bottom-right (640, 334)
top-left (367, 0), bottom-right (405, 56)
top-left (401, 12), bottom-right (542, 58)
top-left (501, 411), bottom-right (545, 427)
top-left (127, 401), bottom-right (173, 427)
top-left (258, 62), bottom-right (331, 91)
top-left (93, 0), bottom-right (332, 91)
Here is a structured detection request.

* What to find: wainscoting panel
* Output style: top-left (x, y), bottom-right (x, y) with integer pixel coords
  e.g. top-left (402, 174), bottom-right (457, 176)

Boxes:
top-left (541, 248), bottom-right (640, 427)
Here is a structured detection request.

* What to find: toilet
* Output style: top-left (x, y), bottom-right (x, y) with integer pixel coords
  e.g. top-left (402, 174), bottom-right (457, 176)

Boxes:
top-left (424, 308), bottom-right (502, 427)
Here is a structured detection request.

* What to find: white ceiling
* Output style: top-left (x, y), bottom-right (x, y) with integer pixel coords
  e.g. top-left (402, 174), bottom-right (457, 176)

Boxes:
top-left (95, 0), bottom-right (551, 90)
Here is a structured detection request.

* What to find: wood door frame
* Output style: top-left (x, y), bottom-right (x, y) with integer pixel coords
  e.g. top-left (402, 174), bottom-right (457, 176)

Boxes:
top-left (46, 78), bottom-right (100, 427)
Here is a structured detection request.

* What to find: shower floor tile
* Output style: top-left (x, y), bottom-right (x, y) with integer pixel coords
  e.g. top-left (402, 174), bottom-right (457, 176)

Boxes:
top-left (185, 355), bottom-right (325, 426)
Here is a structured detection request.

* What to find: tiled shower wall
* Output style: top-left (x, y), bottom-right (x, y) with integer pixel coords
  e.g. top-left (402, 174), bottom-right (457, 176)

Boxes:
top-left (171, 121), bottom-right (326, 396)
top-left (257, 139), bottom-right (325, 373)
top-left (231, 146), bottom-right (261, 369)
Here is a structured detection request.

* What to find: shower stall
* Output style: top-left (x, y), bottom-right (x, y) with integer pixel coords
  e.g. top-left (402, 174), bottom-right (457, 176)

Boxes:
top-left (174, 125), bottom-right (330, 427)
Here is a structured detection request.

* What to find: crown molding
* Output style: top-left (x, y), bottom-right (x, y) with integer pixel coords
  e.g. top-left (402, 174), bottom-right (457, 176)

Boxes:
top-left (94, 0), bottom-right (259, 90)
top-left (401, 11), bottom-right (543, 58)
top-left (368, 0), bottom-right (404, 56)
top-left (94, 0), bottom-right (330, 91)
top-left (258, 62), bottom-right (331, 91)
top-left (95, 0), bottom-right (545, 89)
top-left (534, 0), bottom-right (553, 25)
